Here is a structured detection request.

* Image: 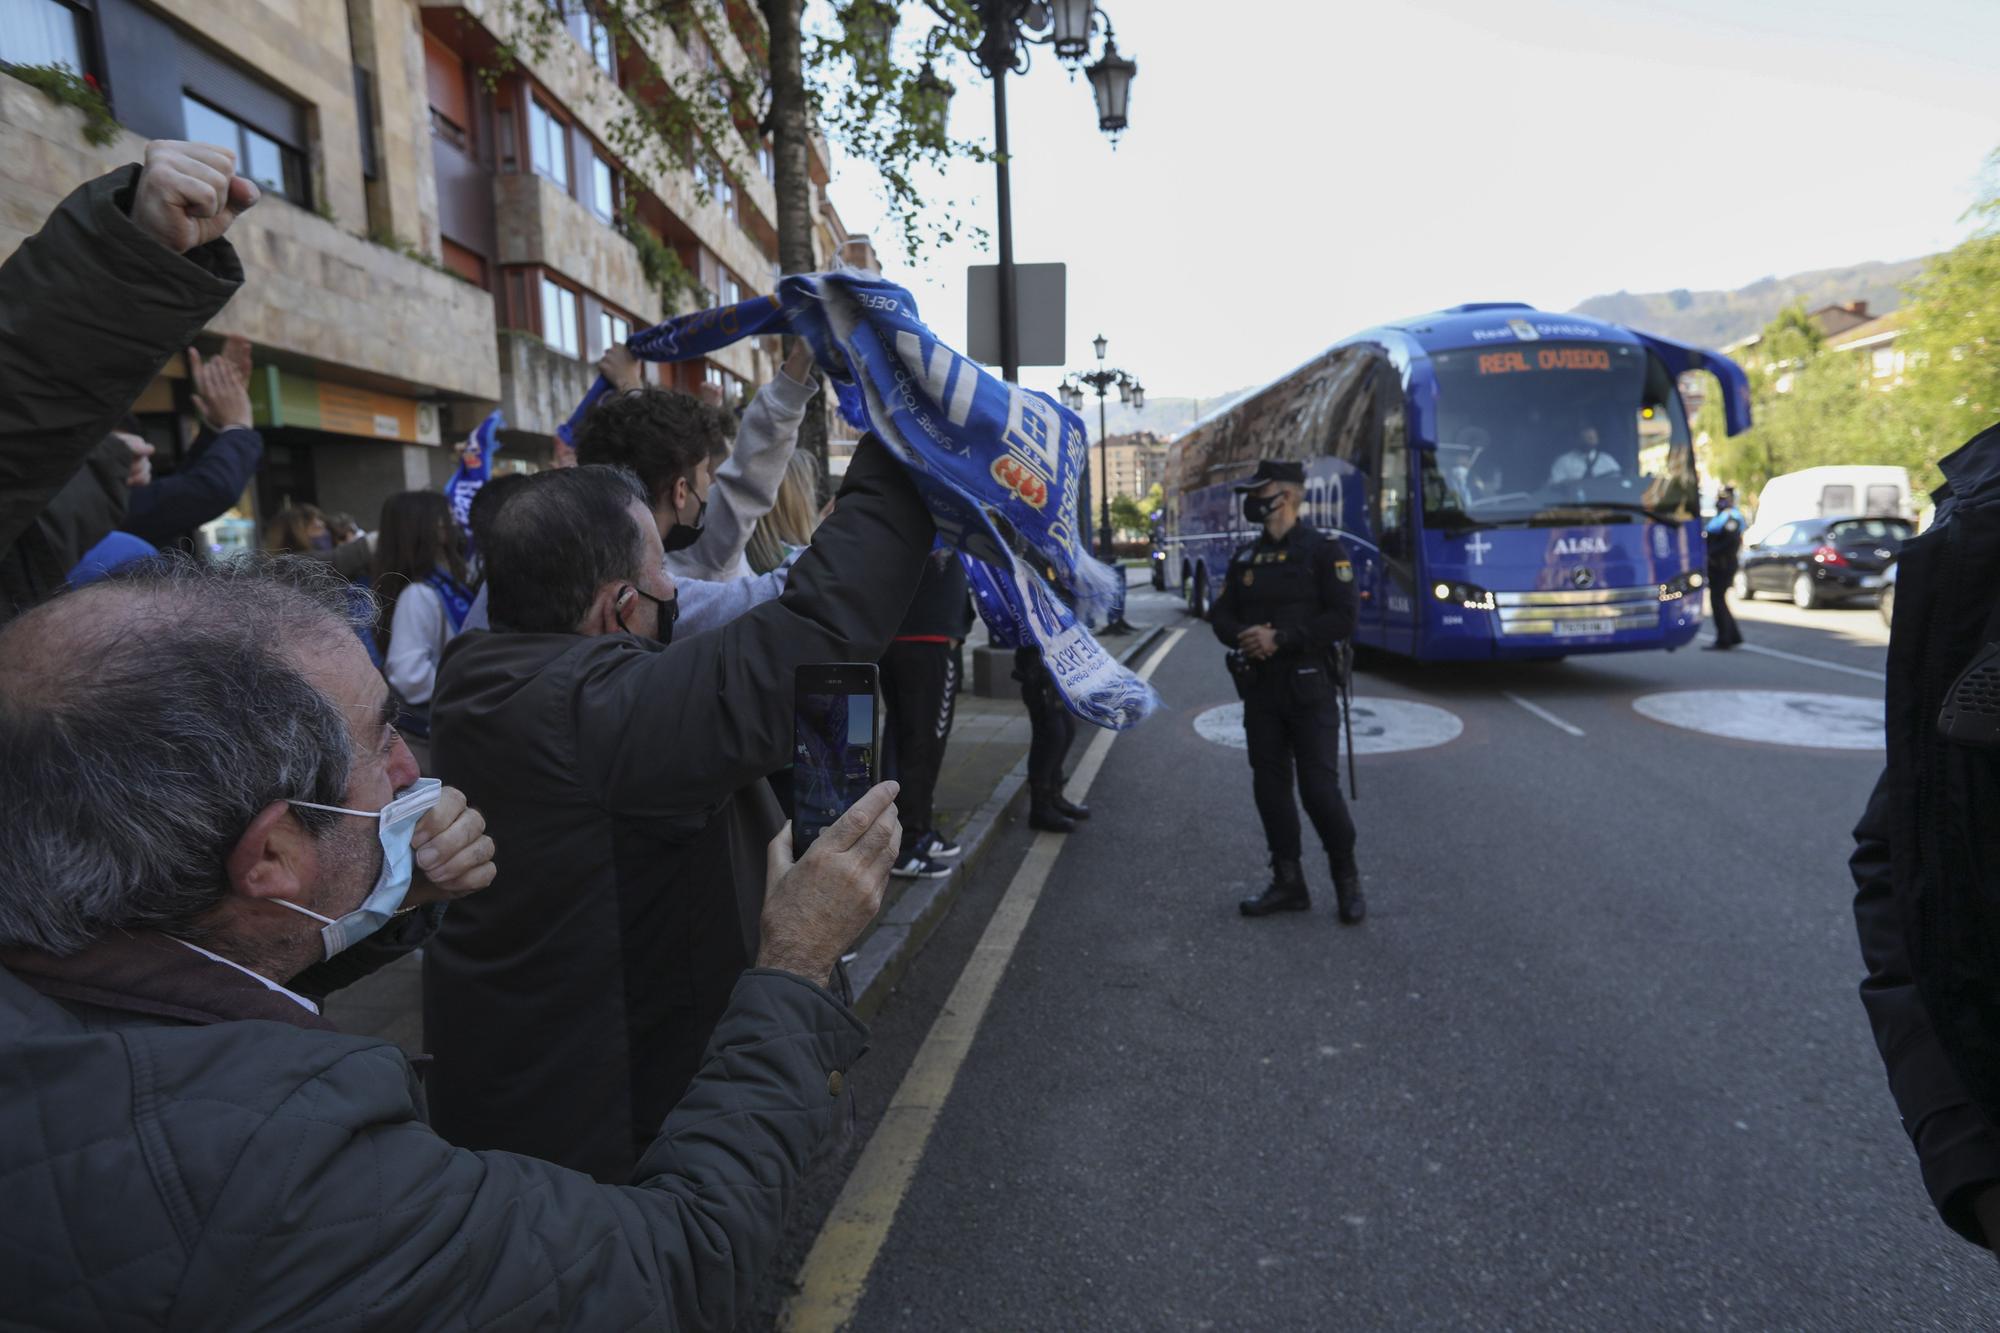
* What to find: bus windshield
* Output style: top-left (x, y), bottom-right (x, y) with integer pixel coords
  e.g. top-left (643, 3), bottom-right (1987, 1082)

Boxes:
top-left (1422, 341), bottom-right (1697, 528)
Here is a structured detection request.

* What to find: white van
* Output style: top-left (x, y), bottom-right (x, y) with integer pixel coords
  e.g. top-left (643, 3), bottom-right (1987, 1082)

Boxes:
top-left (1743, 466), bottom-right (1913, 546)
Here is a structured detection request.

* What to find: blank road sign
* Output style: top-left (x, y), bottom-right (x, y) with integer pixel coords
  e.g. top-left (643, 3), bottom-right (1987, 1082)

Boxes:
top-left (966, 262), bottom-right (1066, 368)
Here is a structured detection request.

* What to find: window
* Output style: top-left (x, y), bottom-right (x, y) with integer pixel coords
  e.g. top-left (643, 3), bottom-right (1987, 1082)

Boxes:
top-left (718, 270), bottom-right (743, 307)
top-left (182, 95), bottom-right (306, 202)
top-left (588, 15), bottom-right (616, 79)
top-left (1, 0), bottom-right (85, 70)
top-left (759, 143), bottom-right (775, 180)
top-left (1820, 484), bottom-right (1856, 514)
top-left (528, 97), bottom-right (569, 188)
top-left (540, 276), bottom-right (581, 357)
top-left (1865, 484), bottom-right (1903, 517)
top-left (601, 310), bottom-right (630, 352)
top-left (589, 153), bottom-right (616, 222)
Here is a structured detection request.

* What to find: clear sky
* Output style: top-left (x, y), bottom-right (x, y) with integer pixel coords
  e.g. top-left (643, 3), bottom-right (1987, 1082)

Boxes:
top-left (821, 0), bottom-right (2000, 403)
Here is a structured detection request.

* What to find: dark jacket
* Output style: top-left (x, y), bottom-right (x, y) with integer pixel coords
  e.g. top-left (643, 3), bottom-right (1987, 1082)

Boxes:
top-left (124, 425), bottom-right (263, 549)
top-left (1852, 424), bottom-right (2000, 1245)
top-left (1208, 521), bottom-right (1358, 660)
top-left (0, 164), bottom-right (241, 623)
top-left (36, 433), bottom-right (133, 576)
top-left (425, 435), bottom-right (933, 1182)
top-left (0, 924), bottom-right (866, 1329)
top-left (894, 551), bottom-right (973, 641)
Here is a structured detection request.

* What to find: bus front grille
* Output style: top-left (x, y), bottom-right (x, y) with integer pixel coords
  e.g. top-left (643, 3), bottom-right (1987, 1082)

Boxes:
top-left (1493, 585), bottom-right (1660, 637)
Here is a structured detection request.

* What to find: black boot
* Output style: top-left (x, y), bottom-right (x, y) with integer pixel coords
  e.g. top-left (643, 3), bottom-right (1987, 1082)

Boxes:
top-left (1240, 860), bottom-right (1310, 917)
top-left (1028, 786), bottom-right (1076, 834)
top-left (1051, 789), bottom-right (1091, 820)
top-left (1332, 861), bottom-right (1366, 925)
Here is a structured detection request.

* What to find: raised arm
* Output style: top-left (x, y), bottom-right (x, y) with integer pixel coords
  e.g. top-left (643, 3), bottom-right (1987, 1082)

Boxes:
top-left (671, 344), bottom-right (819, 581)
top-left (583, 435), bottom-right (932, 816)
top-left (0, 146), bottom-right (249, 566)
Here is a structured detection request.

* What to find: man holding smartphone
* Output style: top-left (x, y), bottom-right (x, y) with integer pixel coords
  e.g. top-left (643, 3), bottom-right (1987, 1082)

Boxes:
top-left (425, 432), bottom-right (933, 1183)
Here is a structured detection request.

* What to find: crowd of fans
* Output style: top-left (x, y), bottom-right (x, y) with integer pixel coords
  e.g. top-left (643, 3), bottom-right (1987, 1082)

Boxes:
top-left (0, 140), bottom-right (973, 1327)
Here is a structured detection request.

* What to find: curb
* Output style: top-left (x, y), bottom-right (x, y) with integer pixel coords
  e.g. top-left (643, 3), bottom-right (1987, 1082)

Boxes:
top-left (848, 622), bottom-right (1170, 1019)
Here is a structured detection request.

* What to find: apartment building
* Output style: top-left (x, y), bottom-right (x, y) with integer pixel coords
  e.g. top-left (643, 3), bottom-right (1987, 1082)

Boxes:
top-left (1096, 430), bottom-right (1168, 503)
top-left (1, 0), bottom-right (849, 540)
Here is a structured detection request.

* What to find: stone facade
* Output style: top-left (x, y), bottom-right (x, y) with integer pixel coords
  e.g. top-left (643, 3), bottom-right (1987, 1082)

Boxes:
top-left (0, 76), bottom-right (498, 403)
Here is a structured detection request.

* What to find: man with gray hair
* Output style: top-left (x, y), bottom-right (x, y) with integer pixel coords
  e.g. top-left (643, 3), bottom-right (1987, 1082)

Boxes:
top-left (0, 554), bottom-right (905, 1327)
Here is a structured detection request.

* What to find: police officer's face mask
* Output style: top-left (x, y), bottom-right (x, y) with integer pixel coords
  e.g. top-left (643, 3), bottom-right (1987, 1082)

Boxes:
top-left (1243, 491), bottom-right (1283, 524)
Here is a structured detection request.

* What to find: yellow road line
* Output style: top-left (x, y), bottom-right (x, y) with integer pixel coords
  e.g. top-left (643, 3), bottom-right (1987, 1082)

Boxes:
top-left (780, 628), bottom-right (1187, 1333)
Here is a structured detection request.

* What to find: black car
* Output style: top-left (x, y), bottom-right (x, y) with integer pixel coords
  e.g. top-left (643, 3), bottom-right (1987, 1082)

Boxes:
top-left (1735, 514), bottom-right (1913, 609)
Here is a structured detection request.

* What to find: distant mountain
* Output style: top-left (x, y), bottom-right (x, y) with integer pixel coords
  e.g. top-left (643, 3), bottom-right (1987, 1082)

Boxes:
top-left (1568, 256), bottom-right (1933, 348)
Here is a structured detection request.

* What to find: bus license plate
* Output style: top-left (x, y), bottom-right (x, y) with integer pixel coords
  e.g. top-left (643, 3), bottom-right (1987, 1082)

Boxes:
top-left (1552, 618), bottom-right (1616, 638)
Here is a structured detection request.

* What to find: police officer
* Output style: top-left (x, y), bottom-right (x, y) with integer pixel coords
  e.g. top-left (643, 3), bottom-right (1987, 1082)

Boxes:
top-left (1209, 460), bottom-right (1365, 922)
top-left (1703, 486), bottom-right (1747, 651)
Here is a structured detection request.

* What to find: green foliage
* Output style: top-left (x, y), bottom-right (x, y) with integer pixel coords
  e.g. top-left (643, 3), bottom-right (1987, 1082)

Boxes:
top-left (7, 64), bottom-right (119, 147)
top-left (621, 199), bottom-right (708, 312)
top-left (364, 226), bottom-right (480, 287)
top-left (490, 1), bottom-right (988, 260)
top-left (1897, 148), bottom-right (2000, 466)
top-left (804, 1), bottom-right (993, 256)
top-left (1108, 483), bottom-right (1163, 536)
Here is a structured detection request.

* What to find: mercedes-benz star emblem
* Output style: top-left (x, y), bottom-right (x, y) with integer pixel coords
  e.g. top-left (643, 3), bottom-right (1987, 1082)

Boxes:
top-left (1571, 567), bottom-right (1596, 590)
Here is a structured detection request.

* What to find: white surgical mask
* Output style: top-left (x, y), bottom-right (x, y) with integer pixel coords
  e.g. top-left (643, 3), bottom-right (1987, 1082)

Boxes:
top-left (280, 778), bottom-right (443, 958)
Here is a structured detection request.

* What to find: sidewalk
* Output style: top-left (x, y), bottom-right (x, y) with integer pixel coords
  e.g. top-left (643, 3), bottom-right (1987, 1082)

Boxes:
top-left (322, 578), bottom-right (1166, 1045)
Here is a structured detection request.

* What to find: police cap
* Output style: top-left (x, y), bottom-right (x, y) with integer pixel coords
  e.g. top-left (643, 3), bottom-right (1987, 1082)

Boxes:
top-left (1231, 459), bottom-right (1306, 492)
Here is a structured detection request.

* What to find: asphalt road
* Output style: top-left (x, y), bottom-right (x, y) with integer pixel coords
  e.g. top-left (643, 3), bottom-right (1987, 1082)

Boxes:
top-left (761, 587), bottom-right (2000, 1331)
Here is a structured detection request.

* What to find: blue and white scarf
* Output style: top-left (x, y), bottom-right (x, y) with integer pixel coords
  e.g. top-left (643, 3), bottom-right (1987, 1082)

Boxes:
top-left (561, 273), bottom-right (1158, 730)
top-left (443, 408), bottom-right (504, 543)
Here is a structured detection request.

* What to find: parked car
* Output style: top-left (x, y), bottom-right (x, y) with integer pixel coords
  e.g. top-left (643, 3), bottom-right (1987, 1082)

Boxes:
top-left (1734, 515), bottom-right (1913, 609)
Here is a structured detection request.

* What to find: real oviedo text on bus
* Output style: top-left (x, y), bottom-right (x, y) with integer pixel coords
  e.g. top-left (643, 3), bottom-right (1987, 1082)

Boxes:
top-left (1162, 303), bottom-right (1753, 662)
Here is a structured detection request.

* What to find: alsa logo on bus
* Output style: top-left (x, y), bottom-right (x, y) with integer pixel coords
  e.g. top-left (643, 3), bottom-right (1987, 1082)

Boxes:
top-left (1552, 536), bottom-right (1609, 556)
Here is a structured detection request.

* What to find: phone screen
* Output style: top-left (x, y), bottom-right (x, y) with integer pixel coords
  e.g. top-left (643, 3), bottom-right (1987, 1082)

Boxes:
top-left (793, 666), bottom-right (879, 855)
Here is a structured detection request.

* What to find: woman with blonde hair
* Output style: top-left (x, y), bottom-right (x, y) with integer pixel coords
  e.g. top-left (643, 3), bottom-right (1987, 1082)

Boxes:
top-left (744, 448), bottom-right (823, 575)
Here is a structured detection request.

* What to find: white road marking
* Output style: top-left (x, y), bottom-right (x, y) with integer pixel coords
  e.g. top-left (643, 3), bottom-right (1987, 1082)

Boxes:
top-left (1503, 691), bottom-right (1586, 737)
top-left (1632, 689), bottom-right (1884, 750)
top-left (1729, 640), bottom-right (1887, 683)
top-left (1192, 698), bottom-right (1464, 754)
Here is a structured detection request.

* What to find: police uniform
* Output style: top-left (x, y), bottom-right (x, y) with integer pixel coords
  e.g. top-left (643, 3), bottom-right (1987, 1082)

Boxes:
top-left (1208, 460), bottom-right (1365, 921)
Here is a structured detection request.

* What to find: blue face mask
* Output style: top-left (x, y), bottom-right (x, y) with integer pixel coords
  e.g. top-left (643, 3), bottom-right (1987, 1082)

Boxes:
top-left (279, 778), bottom-right (443, 958)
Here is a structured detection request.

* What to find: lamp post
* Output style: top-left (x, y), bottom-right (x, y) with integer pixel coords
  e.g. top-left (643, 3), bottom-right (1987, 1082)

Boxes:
top-left (1061, 334), bottom-right (1143, 561)
top-left (966, 2), bottom-right (1137, 383)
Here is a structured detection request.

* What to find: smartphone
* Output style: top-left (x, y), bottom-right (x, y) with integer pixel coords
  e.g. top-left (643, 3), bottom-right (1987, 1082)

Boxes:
top-left (793, 663), bottom-right (881, 856)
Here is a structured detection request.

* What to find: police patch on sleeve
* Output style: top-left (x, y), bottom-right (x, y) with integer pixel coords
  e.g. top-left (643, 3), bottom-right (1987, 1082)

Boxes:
top-left (1335, 560), bottom-right (1354, 583)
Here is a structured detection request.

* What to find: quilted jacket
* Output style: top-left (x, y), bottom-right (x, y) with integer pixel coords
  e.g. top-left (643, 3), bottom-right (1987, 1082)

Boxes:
top-left (0, 932), bottom-right (866, 1330)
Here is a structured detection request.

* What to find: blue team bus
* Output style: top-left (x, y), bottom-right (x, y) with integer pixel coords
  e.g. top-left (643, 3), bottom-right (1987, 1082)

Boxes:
top-left (1162, 303), bottom-right (1753, 660)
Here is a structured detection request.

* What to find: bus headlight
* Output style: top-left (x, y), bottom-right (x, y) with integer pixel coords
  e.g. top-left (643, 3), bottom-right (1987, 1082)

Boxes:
top-left (1659, 570), bottom-right (1706, 602)
top-left (1432, 580), bottom-right (1496, 611)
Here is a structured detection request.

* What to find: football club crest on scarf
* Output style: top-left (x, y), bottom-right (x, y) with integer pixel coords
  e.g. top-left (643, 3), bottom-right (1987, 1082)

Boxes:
top-left (560, 273), bottom-right (1159, 730)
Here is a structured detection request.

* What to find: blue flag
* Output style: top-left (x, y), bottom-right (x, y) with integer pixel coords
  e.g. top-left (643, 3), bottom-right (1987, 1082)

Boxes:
top-left (444, 408), bottom-right (504, 542)
top-left (560, 274), bottom-right (1158, 730)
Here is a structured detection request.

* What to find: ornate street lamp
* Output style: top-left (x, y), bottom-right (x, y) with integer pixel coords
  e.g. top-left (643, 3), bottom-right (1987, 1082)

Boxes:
top-left (1060, 333), bottom-right (1144, 564)
top-left (965, 1), bottom-right (1138, 382)
top-left (1085, 32), bottom-right (1136, 139)
top-left (1048, 0), bottom-right (1094, 60)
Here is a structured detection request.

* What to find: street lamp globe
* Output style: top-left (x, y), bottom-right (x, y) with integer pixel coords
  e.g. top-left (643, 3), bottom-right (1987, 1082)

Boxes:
top-left (1048, 0), bottom-right (1094, 61)
top-left (1132, 384), bottom-right (1145, 409)
top-left (1093, 332), bottom-right (1108, 362)
top-left (1086, 35), bottom-right (1137, 139)
top-left (1116, 378), bottom-right (1131, 405)
top-left (912, 60), bottom-right (954, 133)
